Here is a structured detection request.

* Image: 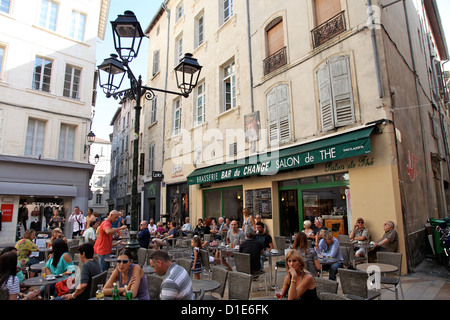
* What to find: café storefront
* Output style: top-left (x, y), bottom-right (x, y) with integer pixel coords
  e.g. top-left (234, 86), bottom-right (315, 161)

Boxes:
top-left (187, 124), bottom-right (405, 253)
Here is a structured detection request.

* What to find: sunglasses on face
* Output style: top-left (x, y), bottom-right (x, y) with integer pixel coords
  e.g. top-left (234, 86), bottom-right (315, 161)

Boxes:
top-left (117, 259), bottom-right (130, 264)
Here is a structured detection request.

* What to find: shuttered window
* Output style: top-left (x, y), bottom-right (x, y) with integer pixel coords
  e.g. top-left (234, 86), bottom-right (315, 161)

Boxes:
top-left (314, 0), bottom-right (341, 26)
top-left (267, 84), bottom-right (291, 145)
top-left (267, 20), bottom-right (284, 56)
top-left (317, 56), bottom-right (355, 131)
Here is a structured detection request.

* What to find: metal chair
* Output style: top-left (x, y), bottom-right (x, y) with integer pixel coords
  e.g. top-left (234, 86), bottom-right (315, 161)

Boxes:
top-left (68, 244), bottom-right (80, 260)
top-left (227, 271), bottom-right (253, 300)
top-left (314, 277), bottom-right (338, 295)
top-left (340, 242), bottom-right (367, 268)
top-left (376, 252), bottom-right (404, 300)
top-left (89, 270), bottom-right (107, 298)
top-left (195, 288), bottom-right (205, 300)
top-left (146, 273), bottom-right (163, 300)
top-left (338, 268), bottom-right (380, 300)
top-left (203, 266), bottom-right (229, 300)
top-left (233, 252), bottom-right (267, 295)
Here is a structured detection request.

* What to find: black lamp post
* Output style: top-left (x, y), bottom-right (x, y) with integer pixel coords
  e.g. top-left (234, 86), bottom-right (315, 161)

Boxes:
top-left (97, 11), bottom-right (202, 261)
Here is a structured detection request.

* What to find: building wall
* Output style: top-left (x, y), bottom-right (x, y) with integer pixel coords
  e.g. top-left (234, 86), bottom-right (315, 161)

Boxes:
top-left (0, 0), bottom-right (109, 244)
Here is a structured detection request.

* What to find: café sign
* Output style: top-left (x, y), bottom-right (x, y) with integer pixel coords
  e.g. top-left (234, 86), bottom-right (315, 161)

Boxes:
top-left (188, 129), bottom-right (374, 185)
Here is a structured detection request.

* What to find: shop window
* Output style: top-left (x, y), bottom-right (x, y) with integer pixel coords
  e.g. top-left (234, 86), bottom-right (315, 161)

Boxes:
top-left (203, 186), bottom-right (243, 222)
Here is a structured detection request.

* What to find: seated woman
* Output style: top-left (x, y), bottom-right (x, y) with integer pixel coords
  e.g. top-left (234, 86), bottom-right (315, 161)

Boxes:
top-left (48, 228), bottom-right (67, 248)
top-left (103, 249), bottom-right (150, 300)
top-left (15, 229), bottom-right (40, 276)
top-left (292, 232), bottom-right (321, 277)
top-left (280, 250), bottom-right (318, 300)
top-left (0, 251), bottom-right (41, 300)
top-left (43, 238), bottom-right (75, 297)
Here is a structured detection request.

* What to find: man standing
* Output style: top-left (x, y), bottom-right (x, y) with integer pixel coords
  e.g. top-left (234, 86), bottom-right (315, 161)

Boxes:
top-left (94, 210), bottom-right (127, 272)
top-left (137, 220), bottom-right (151, 249)
top-left (150, 250), bottom-right (193, 300)
top-left (255, 222), bottom-right (274, 271)
top-left (68, 206), bottom-right (86, 238)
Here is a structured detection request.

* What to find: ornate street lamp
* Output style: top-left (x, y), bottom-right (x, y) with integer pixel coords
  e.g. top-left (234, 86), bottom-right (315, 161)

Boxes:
top-left (97, 11), bottom-right (202, 262)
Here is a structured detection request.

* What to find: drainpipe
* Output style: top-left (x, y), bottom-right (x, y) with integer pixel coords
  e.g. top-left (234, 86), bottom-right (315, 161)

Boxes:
top-left (161, 1), bottom-right (170, 168)
top-left (367, 0), bottom-right (384, 98)
top-left (245, 0), bottom-right (255, 112)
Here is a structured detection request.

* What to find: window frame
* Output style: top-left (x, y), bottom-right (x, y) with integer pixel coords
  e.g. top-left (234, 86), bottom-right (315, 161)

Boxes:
top-left (39, 0), bottom-right (58, 32)
top-left (222, 61), bottom-right (236, 112)
top-left (32, 56), bottom-right (53, 92)
top-left (69, 10), bottom-right (86, 42)
top-left (173, 98), bottom-right (182, 136)
top-left (58, 123), bottom-right (76, 160)
top-left (63, 64), bottom-right (82, 100)
top-left (25, 118), bottom-right (46, 156)
top-left (195, 82), bottom-right (206, 126)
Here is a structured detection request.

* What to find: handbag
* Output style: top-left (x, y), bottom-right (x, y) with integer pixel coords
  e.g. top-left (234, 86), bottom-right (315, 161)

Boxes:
top-left (55, 278), bottom-right (70, 296)
top-left (31, 206), bottom-right (40, 217)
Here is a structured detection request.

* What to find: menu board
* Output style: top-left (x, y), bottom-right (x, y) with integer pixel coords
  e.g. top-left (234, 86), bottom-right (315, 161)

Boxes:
top-left (245, 188), bottom-right (272, 219)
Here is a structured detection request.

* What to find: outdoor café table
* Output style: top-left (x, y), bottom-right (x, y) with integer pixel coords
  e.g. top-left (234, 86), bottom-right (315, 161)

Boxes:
top-left (89, 295), bottom-right (138, 300)
top-left (23, 274), bottom-right (69, 300)
top-left (356, 263), bottom-right (398, 274)
top-left (39, 247), bottom-right (52, 261)
top-left (192, 279), bottom-right (220, 294)
top-left (265, 250), bottom-right (284, 289)
top-left (30, 261), bottom-right (46, 272)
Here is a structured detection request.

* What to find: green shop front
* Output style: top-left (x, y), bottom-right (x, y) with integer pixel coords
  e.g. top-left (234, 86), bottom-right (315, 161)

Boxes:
top-left (187, 125), bottom-right (379, 237)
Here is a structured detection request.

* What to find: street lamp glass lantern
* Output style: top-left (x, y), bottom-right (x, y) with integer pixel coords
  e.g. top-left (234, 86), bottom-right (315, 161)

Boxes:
top-left (111, 10), bottom-right (145, 62)
top-left (97, 54), bottom-right (126, 96)
top-left (175, 53), bottom-right (202, 97)
top-left (87, 131), bottom-right (96, 145)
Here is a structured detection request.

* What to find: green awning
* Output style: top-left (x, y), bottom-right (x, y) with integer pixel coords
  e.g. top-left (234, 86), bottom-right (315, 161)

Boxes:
top-left (187, 125), bottom-right (377, 185)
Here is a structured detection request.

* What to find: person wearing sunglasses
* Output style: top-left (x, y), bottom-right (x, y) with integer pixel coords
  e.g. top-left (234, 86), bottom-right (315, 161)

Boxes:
top-left (349, 217), bottom-right (371, 258)
top-left (103, 250), bottom-right (150, 300)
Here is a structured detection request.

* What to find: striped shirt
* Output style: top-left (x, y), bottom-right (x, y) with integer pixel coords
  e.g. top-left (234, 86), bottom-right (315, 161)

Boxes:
top-left (160, 263), bottom-right (193, 300)
top-left (2, 276), bottom-right (20, 299)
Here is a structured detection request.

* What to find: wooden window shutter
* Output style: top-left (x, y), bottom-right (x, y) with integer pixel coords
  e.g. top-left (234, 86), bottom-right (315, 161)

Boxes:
top-left (315, 0), bottom-right (341, 26)
top-left (329, 56), bottom-right (355, 127)
top-left (267, 20), bottom-right (284, 56)
top-left (267, 84), bottom-right (291, 145)
top-left (317, 62), bottom-right (334, 131)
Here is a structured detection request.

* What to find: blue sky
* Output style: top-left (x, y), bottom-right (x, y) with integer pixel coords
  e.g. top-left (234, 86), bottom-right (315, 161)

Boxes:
top-left (93, 0), bottom-right (160, 140)
top-left (92, 0), bottom-right (450, 140)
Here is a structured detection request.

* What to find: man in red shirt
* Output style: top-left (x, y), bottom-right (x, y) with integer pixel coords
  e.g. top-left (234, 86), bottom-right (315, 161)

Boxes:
top-left (94, 210), bottom-right (127, 271)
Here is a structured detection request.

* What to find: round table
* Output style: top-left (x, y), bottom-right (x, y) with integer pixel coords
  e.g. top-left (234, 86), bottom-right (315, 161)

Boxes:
top-left (30, 261), bottom-right (46, 272)
top-left (356, 263), bottom-right (398, 273)
top-left (191, 279), bottom-right (220, 293)
top-left (23, 274), bottom-right (69, 300)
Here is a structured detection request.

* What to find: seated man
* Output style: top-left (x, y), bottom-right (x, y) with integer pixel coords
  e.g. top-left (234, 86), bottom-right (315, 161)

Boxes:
top-left (255, 222), bottom-right (274, 271)
top-left (239, 228), bottom-right (264, 274)
top-left (349, 217), bottom-right (371, 257)
top-left (149, 250), bottom-right (193, 300)
top-left (317, 230), bottom-right (344, 281)
top-left (137, 220), bottom-right (151, 249)
top-left (369, 220), bottom-right (398, 262)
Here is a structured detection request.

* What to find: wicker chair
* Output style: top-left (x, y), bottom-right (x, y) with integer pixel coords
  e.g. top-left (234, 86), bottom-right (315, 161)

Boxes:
top-left (376, 252), bottom-right (404, 300)
top-left (314, 277), bottom-right (338, 294)
top-left (175, 258), bottom-right (192, 276)
top-left (233, 252), bottom-right (267, 295)
top-left (146, 273), bottom-right (163, 300)
top-left (228, 271), bottom-right (253, 300)
top-left (338, 268), bottom-right (380, 300)
top-left (319, 292), bottom-right (351, 300)
top-left (274, 236), bottom-right (289, 250)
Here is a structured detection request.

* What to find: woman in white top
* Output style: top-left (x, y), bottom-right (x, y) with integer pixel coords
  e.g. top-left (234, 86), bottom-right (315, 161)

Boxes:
top-left (242, 208), bottom-right (255, 233)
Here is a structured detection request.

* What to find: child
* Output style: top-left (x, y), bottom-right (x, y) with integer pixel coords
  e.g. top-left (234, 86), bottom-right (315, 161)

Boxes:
top-left (191, 236), bottom-right (202, 279)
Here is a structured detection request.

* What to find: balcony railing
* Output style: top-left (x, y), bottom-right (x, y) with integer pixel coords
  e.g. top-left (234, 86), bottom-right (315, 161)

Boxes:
top-left (263, 46), bottom-right (287, 76)
top-left (311, 11), bottom-right (346, 48)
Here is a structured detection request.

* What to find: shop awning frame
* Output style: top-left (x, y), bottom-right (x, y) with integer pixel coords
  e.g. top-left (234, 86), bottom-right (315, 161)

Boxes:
top-left (0, 182), bottom-right (78, 197)
top-left (187, 124), bottom-right (378, 185)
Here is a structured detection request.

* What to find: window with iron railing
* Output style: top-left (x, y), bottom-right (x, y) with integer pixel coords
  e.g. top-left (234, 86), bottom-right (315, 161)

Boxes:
top-left (263, 46), bottom-right (287, 76)
top-left (311, 11), bottom-right (346, 48)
